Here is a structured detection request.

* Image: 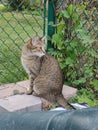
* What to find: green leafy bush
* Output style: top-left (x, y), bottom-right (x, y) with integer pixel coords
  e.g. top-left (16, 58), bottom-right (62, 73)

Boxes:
top-left (30, 0), bottom-right (43, 9)
top-left (7, 0), bottom-right (30, 10)
top-left (50, 4), bottom-right (98, 89)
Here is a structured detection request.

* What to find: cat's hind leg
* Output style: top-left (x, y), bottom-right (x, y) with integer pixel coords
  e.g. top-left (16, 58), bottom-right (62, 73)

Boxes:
top-left (41, 98), bottom-right (52, 110)
top-left (32, 86), bottom-right (41, 96)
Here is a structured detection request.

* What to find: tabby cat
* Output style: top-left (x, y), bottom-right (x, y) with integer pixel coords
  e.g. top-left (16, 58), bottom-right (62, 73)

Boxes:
top-left (21, 36), bottom-right (69, 109)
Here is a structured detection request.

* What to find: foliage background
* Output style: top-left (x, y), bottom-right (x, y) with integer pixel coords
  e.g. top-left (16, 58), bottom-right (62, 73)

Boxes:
top-left (49, 1), bottom-right (98, 106)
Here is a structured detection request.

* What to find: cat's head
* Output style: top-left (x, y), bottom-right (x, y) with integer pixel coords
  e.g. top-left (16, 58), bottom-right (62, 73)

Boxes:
top-left (23, 36), bottom-right (46, 57)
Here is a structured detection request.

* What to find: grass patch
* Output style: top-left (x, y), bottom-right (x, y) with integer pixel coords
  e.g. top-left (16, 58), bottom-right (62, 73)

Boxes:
top-left (0, 10), bottom-right (43, 84)
top-left (70, 88), bottom-right (98, 107)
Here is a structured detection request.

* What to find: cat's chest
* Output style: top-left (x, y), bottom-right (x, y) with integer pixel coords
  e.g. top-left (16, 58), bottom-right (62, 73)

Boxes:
top-left (21, 58), bottom-right (31, 74)
top-left (21, 57), bottom-right (41, 75)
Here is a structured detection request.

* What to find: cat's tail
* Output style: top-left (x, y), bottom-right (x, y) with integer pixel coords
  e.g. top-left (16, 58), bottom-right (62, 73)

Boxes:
top-left (56, 94), bottom-right (72, 109)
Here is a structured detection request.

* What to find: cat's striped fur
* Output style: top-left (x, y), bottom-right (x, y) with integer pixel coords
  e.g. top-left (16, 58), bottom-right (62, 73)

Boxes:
top-left (21, 36), bottom-right (69, 109)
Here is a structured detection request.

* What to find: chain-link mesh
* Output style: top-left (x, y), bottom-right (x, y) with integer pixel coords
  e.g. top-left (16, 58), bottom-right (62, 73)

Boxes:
top-left (0, 0), bottom-right (45, 84)
top-left (0, 0), bottom-right (98, 86)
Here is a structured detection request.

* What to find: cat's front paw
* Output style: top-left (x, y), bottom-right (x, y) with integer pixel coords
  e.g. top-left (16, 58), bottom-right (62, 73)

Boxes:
top-left (26, 89), bottom-right (33, 95)
top-left (32, 91), bottom-right (38, 96)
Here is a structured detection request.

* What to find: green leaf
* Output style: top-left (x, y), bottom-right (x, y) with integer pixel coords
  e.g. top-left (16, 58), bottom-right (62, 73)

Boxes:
top-left (73, 78), bottom-right (86, 85)
top-left (52, 33), bottom-right (63, 49)
top-left (85, 69), bottom-right (93, 77)
top-left (52, 33), bottom-right (59, 44)
top-left (60, 62), bottom-right (66, 69)
top-left (65, 57), bottom-right (74, 66)
top-left (66, 46), bottom-right (73, 52)
top-left (72, 13), bottom-right (79, 21)
top-left (90, 80), bottom-right (98, 90)
top-left (79, 5), bottom-right (86, 11)
top-left (70, 39), bottom-right (78, 48)
top-left (67, 4), bottom-right (73, 16)
top-left (48, 49), bottom-right (57, 56)
top-left (61, 10), bottom-right (70, 19)
top-left (58, 23), bottom-right (65, 32)
top-left (88, 50), bottom-right (96, 57)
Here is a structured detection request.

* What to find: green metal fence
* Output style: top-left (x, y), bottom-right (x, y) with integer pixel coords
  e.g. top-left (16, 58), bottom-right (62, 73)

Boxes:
top-left (0, 0), bottom-right (46, 84)
top-left (0, 0), bottom-right (98, 85)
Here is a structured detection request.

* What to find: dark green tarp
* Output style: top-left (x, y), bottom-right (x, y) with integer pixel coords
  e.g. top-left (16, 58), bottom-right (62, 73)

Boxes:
top-left (0, 107), bottom-right (98, 130)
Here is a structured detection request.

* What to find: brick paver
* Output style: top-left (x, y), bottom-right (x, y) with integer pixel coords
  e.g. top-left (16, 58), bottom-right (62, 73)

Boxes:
top-left (0, 95), bottom-right (41, 112)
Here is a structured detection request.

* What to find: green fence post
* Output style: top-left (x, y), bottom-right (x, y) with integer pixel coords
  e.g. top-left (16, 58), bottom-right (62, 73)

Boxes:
top-left (43, 0), bottom-right (47, 36)
top-left (47, 0), bottom-right (57, 50)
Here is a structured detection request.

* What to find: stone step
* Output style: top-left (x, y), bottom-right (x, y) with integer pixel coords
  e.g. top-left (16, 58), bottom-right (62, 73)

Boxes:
top-left (0, 80), bottom-right (77, 112)
top-left (0, 95), bottom-right (41, 112)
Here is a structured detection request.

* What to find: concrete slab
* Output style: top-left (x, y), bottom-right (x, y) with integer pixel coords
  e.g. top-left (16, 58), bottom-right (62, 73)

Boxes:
top-left (16, 80), bottom-right (29, 89)
top-left (62, 85), bottom-right (77, 99)
top-left (0, 83), bottom-right (26, 99)
top-left (0, 80), bottom-right (77, 99)
top-left (0, 95), bottom-right (41, 112)
top-left (0, 80), bottom-right (77, 112)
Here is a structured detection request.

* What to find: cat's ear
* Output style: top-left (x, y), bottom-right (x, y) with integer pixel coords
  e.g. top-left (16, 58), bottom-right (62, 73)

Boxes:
top-left (40, 36), bottom-right (45, 41)
top-left (31, 36), bottom-right (39, 46)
